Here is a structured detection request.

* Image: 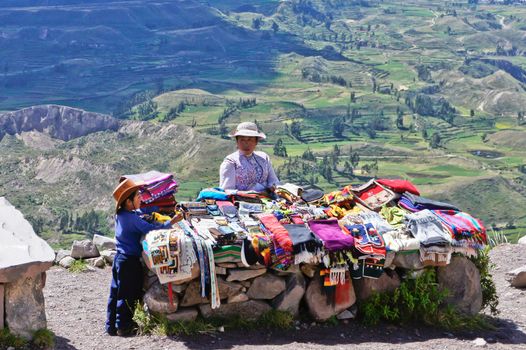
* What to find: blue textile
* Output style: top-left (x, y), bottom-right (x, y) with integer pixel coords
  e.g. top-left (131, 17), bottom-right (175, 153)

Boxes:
top-left (115, 207), bottom-right (170, 256)
top-left (106, 253), bottom-right (143, 333)
top-left (196, 187), bottom-right (230, 201)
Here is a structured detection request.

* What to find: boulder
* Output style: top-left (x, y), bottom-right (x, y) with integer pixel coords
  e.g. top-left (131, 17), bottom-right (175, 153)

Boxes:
top-left (217, 263), bottom-right (237, 268)
top-left (507, 266), bottom-right (526, 288)
top-left (0, 197), bottom-right (54, 283)
top-left (518, 235), bottom-right (526, 245)
top-left (144, 282), bottom-right (178, 314)
top-left (166, 308), bottom-right (199, 322)
top-left (226, 268), bottom-right (266, 282)
top-left (4, 273), bottom-right (47, 339)
top-left (171, 283), bottom-right (188, 294)
top-left (180, 278), bottom-right (243, 307)
top-left (271, 272), bottom-right (306, 316)
top-left (392, 252), bottom-right (424, 270)
top-left (215, 266), bottom-right (227, 275)
top-left (218, 278), bottom-right (243, 299)
top-left (87, 257), bottom-right (105, 269)
top-left (227, 292), bottom-right (249, 304)
top-left (100, 250), bottom-right (117, 266)
top-left (199, 300), bottom-right (271, 320)
top-left (180, 281), bottom-right (207, 307)
top-left (70, 240), bottom-right (99, 259)
top-left (353, 270), bottom-right (401, 301)
top-left (300, 264), bottom-right (317, 278)
top-left (92, 234), bottom-right (116, 251)
top-left (247, 274), bottom-right (286, 299)
top-left (59, 256), bottom-right (76, 269)
top-left (54, 249), bottom-right (71, 264)
top-left (437, 256), bottom-right (482, 315)
top-left (337, 309), bottom-right (355, 320)
top-left (305, 273), bottom-right (356, 321)
top-left (383, 251), bottom-right (396, 269)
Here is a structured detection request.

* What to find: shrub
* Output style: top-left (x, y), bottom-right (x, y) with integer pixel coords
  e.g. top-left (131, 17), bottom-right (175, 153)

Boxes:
top-left (359, 268), bottom-right (493, 330)
top-left (68, 259), bottom-right (88, 273)
top-left (469, 246), bottom-right (499, 315)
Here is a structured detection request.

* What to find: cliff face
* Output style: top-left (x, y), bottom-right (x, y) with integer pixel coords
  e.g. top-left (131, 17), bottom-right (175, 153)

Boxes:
top-left (0, 105), bottom-right (121, 141)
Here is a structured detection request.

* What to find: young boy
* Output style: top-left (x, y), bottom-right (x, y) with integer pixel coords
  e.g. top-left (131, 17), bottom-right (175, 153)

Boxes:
top-left (106, 178), bottom-right (182, 336)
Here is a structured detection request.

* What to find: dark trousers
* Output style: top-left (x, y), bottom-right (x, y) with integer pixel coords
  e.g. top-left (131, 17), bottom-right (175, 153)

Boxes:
top-left (105, 253), bottom-right (143, 332)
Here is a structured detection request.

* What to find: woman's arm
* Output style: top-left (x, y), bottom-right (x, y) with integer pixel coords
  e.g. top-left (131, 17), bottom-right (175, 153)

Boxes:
top-left (219, 159), bottom-right (237, 190)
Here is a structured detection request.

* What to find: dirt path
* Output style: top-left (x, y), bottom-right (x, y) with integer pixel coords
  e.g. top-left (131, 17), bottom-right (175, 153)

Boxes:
top-left (44, 244), bottom-right (526, 350)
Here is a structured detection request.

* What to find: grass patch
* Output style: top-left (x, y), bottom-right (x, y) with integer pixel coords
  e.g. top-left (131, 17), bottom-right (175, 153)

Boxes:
top-left (0, 328), bottom-right (27, 349)
top-left (68, 259), bottom-right (88, 273)
top-left (32, 329), bottom-right (55, 349)
top-left (134, 303), bottom-right (294, 336)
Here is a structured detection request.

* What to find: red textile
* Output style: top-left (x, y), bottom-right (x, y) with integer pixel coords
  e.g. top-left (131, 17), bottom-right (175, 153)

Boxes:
top-left (335, 274), bottom-right (351, 307)
top-left (257, 214), bottom-right (294, 253)
top-left (377, 178), bottom-right (420, 195)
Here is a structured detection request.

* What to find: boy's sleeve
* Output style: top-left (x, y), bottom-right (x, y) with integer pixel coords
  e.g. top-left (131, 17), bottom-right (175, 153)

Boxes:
top-left (139, 206), bottom-right (159, 215)
top-left (133, 214), bottom-right (171, 235)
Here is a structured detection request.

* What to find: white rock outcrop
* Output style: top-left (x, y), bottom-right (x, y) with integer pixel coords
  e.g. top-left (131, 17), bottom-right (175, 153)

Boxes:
top-left (0, 197), bottom-right (55, 339)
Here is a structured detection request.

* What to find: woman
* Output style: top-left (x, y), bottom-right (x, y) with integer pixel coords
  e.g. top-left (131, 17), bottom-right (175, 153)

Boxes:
top-left (219, 121), bottom-right (279, 193)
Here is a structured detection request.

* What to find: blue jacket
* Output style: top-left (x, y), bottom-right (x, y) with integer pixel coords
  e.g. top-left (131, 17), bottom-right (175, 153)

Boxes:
top-left (115, 207), bottom-right (171, 256)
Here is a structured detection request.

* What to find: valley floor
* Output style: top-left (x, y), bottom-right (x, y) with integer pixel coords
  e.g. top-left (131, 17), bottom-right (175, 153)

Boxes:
top-left (44, 244), bottom-right (526, 350)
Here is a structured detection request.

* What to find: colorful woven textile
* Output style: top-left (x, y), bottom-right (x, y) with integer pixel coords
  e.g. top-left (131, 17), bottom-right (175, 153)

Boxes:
top-left (431, 210), bottom-right (487, 247)
top-left (256, 214), bottom-right (293, 253)
top-left (213, 244), bottom-right (242, 263)
top-left (307, 219), bottom-right (354, 252)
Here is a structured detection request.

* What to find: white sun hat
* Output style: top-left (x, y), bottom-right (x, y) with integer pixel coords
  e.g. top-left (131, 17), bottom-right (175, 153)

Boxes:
top-left (229, 121), bottom-right (266, 140)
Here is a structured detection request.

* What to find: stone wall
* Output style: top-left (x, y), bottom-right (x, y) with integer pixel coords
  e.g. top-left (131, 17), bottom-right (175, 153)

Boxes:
top-left (142, 252), bottom-right (483, 322)
top-left (58, 235), bottom-right (484, 323)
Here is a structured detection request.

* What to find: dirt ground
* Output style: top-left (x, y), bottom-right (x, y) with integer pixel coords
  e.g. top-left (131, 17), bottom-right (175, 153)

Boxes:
top-left (44, 243), bottom-right (526, 350)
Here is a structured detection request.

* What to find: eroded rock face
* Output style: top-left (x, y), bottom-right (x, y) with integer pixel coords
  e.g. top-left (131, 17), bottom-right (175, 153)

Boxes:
top-left (437, 256), bottom-right (482, 316)
top-left (0, 197), bottom-right (54, 283)
top-left (0, 105), bottom-right (120, 142)
top-left (5, 273), bottom-right (47, 339)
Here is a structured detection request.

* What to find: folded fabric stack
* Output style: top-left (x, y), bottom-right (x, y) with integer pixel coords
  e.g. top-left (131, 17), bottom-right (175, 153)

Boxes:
top-left (405, 209), bottom-right (453, 266)
top-left (121, 170), bottom-right (178, 210)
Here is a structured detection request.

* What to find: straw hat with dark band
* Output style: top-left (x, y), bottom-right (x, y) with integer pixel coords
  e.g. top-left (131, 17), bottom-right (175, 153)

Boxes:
top-left (228, 122), bottom-right (266, 140)
top-left (113, 178), bottom-right (141, 213)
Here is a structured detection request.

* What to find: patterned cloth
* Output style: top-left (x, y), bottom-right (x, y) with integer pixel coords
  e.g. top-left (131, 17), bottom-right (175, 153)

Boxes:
top-left (219, 150), bottom-right (279, 191)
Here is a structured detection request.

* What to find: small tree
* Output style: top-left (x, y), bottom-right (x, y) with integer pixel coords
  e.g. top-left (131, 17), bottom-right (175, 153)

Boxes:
top-left (273, 138), bottom-right (288, 157)
top-left (430, 132), bottom-right (442, 148)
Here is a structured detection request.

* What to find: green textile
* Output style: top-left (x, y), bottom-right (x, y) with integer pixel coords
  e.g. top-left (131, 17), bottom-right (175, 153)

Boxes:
top-left (380, 205), bottom-right (408, 229)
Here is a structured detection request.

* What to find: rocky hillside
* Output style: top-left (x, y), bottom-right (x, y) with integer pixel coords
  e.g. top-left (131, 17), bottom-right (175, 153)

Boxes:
top-left (0, 105), bottom-right (232, 241)
top-left (0, 105), bottom-right (120, 141)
